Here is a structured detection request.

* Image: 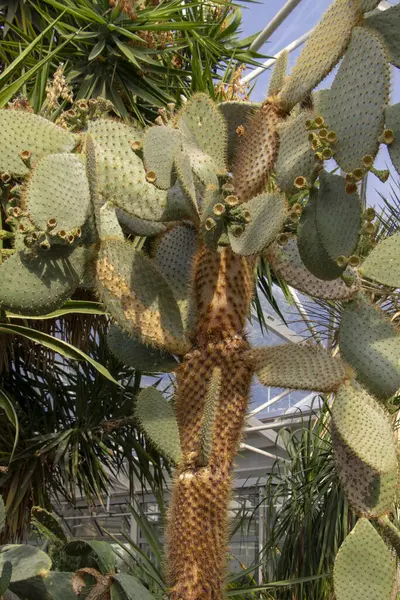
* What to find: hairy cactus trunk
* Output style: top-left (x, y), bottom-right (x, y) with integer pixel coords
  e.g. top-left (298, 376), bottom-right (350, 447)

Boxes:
top-left (166, 246), bottom-right (254, 600)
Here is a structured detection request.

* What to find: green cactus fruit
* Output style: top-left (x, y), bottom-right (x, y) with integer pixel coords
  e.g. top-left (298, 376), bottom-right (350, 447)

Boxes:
top-left (25, 154), bottom-right (90, 236)
top-left (248, 343), bottom-right (349, 392)
top-left (297, 188), bottom-right (344, 281)
top-left (218, 101), bottom-right (261, 169)
top-left (265, 238), bottom-right (360, 300)
top-left (360, 231), bottom-right (400, 287)
top-left (315, 170), bottom-right (361, 261)
top-left (0, 496), bottom-right (4, 533)
top-left (135, 386), bottom-right (182, 464)
top-left (116, 208), bottom-right (167, 237)
top-left (365, 3), bottom-right (400, 68)
top-left (232, 101), bottom-right (280, 202)
top-left (320, 27), bottom-right (390, 172)
top-left (176, 93), bottom-right (227, 175)
top-left (31, 507), bottom-right (67, 544)
top-left (152, 224), bottom-right (197, 332)
top-left (112, 572), bottom-right (156, 600)
top-left (143, 125), bottom-right (180, 190)
top-left (228, 191), bottom-right (287, 256)
top-left (332, 382), bottom-right (397, 516)
top-left (0, 561), bottom-right (12, 596)
top-left (65, 539), bottom-right (116, 574)
top-left (199, 367), bottom-right (222, 467)
top-left (96, 239), bottom-right (191, 355)
top-left (385, 102), bottom-right (400, 176)
top-left (268, 50), bottom-right (288, 97)
top-left (0, 245), bottom-right (89, 316)
top-left (88, 119), bottom-right (178, 222)
top-left (277, 0), bottom-right (359, 112)
top-left (10, 572), bottom-right (76, 600)
top-left (0, 546), bottom-right (51, 582)
top-left (0, 110), bottom-right (78, 177)
top-left (339, 297), bottom-right (400, 400)
top-left (98, 202), bottom-right (124, 241)
top-left (107, 324), bottom-right (177, 372)
top-left (275, 110), bottom-right (320, 195)
top-left (334, 519), bottom-right (396, 600)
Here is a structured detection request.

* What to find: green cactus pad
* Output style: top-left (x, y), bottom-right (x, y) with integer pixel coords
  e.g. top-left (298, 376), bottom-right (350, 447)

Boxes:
top-left (200, 183), bottom-right (225, 250)
top-left (107, 324), bottom-right (177, 372)
top-left (0, 110), bottom-right (78, 177)
top-left (334, 519), bottom-right (396, 600)
top-left (116, 208), bottom-right (167, 237)
top-left (276, 110), bottom-right (320, 194)
top-left (265, 238), bottom-right (360, 300)
top-left (228, 191), bottom-right (287, 256)
top-left (218, 101), bottom-right (261, 169)
top-left (176, 94), bottom-right (227, 174)
top-left (297, 189), bottom-right (344, 281)
top-left (232, 102), bottom-right (280, 202)
top-left (339, 297), bottom-right (400, 400)
top-left (135, 386), bottom-right (182, 464)
top-left (366, 3), bottom-right (400, 68)
top-left (0, 561), bottom-right (12, 596)
top-left (385, 102), bottom-right (400, 176)
top-left (248, 343), bottom-right (349, 392)
top-left (315, 170), bottom-right (361, 260)
top-left (321, 27), bottom-right (390, 172)
top-left (65, 539), bottom-right (116, 574)
top-left (332, 382), bottom-right (397, 516)
top-left (360, 232), bottom-right (400, 287)
top-left (96, 239), bottom-right (191, 355)
top-left (10, 572), bottom-right (76, 600)
top-left (143, 126), bottom-right (180, 190)
top-left (0, 246), bottom-right (88, 316)
top-left (31, 507), bottom-right (67, 543)
top-left (268, 50), bottom-right (288, 97)
top-left (199, 367), bottom-right (222, 467)
top-left (112, 572), bottom-right (156, 600)
top-left (98, 202), bottom-right (124, 241)
top-left (25, 153), bottom-right (90, 235)
top-left (277, 0), bottom-right (358, 111)
top-left (359, 0), bottom-right (382, 10)
top-left (184, 144), bottom-right (219, 193)
top-left (0, 546), bottom-right (51, 582)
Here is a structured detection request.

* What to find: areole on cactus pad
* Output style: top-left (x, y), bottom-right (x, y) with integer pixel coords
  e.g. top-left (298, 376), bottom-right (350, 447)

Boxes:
top-left (0, 0), bottom-right (400, 598)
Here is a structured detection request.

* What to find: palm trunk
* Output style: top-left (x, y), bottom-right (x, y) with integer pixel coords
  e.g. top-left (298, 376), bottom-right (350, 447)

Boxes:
top-left (166, 246), bottom-right (254, 600)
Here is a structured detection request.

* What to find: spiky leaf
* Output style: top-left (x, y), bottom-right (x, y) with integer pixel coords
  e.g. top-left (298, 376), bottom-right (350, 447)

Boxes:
top-left (65, 540), bottom-right (116, 574)
top-left (360, 232), bottom-right (400, 287)
top-left (265, 238), bottom-right (360, 300)
top-left (0, 546), bottom-right (51, 582)
top-left (321, 27), bottom-right (390, 172)
top-left (365, 3), bottom-right (400, 68)
top-left (112, 572), bottom-right (156, 600)
top-left (334, 519), bottom-right (396, 600)
top-left (277, 0), bottom-right (359, 111)
top-left (248, 343), bottom-right (349, 392)
top-left (135, 387), bottom-right (181, 464)
top-left (332, 382), bottom-right (397, 516)
top-left (31, 507), bottom-right (67, 543)
top-left (0, 110), bottom-right (78, 177)
top-left (107, 324), bottom-right (177, 372)
top-left (339, 297), bottom-right (400, 400)
top-left (228, 191), bottom-right (287, 256)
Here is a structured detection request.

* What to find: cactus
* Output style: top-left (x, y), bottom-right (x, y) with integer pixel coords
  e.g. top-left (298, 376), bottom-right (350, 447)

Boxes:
top-left (365, 3), bottom-right (400, 68)
top-left (1, 2), bottom-right (400, 595)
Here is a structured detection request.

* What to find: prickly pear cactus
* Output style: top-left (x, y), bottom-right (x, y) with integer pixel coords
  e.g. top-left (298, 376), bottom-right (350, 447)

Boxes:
top-left (1, 1), bottom-right (400, 597)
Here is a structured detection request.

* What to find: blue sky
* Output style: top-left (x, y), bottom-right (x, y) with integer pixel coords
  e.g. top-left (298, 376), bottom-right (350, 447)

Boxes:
top-left (238, 0), bottom-right (400, 207)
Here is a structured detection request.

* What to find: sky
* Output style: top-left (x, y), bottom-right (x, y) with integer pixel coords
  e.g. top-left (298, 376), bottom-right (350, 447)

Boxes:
top-left (238, 0), bottom-right (400, 207)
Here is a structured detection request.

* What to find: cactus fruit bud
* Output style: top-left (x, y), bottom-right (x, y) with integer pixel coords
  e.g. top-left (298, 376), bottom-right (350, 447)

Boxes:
top-left (289, 210), bottom-right (299, 222)
top-left (277, 232), bottom-right (289, 246)
top-left (352, 168), bottom-right (365, 181)
top-left (76, 100), bottom-right (89, 113)
top-left (292, 203), bottom-right (302, 215)
top-left (311, 138), bottom-right (321, 151)
top-left (47, 218), bottom-right (57, 230)
top-left (364, 222), bottom-right (376, 235)
top-left (1, 172), bottom-right (11, 184)
top-left (322, 147), bottom-right (333, 160)
top-left (345, 182), bottom-right (358, 194)
top-left (67, 234), bottom-right (75, 244)
top-left (336, 256), bottom-right (348, 268)
top-left (370, 167), bottom-right (389, 182)
top-left (348, 255), bottom-right (360, 267)
top-left (12, 206), bottom-right (22, 218)
top-left (9, 184), bottom-right (21, 197)
top-left (315, 116), bottom-right (325, 128)
top-left (379, 129), bottom-right (394, 145)
top-left (145, 170), bottom-right (157, 183)
top-left (319, 128), bottom-right (328, 139)
top-left (0, 230), bottom-right (14, 240)
top-left (364, 207), bottom-right (376, 222)
top-left (243, 209), bottom-right (251, 223)
top-left (212, 203), bottom-right (226, 216)
top-left (204, 218), bottom-right (217, 231)
top-left (40, 239), bottom-right (51, 251)
top-left (326, 131), bottom-right (337, 144)
top-left (345, 173), bottom-right (355, 183)
top-left (131, 140), bottom-right (142, 152)
top-left (225, 194), bottom-right (239, 207)
top-left (294, 176), bottom-right (308, 189)
top-left (58, 230), bottom-right (67, 239)
top-left (305, 119), bottom-right (314, 129)
top-left (19, 149), bottom-right (32, 167)
top-left (362, 155), bottom-right (374, 168)
top-left (222, 183), bottom-right (235, 194)
top-left (230, 224), bottom-right (245, 237)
